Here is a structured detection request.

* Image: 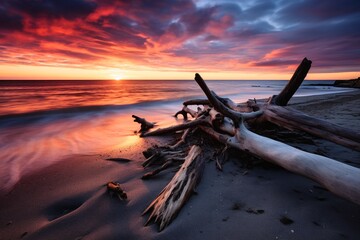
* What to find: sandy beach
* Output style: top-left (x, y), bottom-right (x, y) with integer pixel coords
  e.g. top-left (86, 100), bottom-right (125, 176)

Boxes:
top-left (1, 0), bottom-right (359, 239)
top-left (0, 90), bottom-right (359, 240)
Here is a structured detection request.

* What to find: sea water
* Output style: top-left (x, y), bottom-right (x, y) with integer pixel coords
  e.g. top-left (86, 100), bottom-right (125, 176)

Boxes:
top-left (0, 80), bottom-right (351, 191)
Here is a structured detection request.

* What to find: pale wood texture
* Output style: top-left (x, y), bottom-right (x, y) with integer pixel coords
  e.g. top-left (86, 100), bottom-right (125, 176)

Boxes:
top-left (134, 58), bottom-right (360, 232)
top-left (194, 73), bottom-right (360, 205)
top-left (142, 146), bottom-right (204, 231)
top-left (263, 105), bottom-right (360, 151)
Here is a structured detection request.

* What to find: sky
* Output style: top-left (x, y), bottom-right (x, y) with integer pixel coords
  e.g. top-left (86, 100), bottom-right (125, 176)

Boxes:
top-left (0, 0), bottom-right (359, 80)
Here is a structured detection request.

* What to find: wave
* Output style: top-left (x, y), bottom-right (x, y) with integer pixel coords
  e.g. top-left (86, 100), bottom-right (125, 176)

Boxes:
top-left (1, 86), bottom-right (352, 128)
top-left (0, 99), bottom-right (184, 193)
top-left (0, 97), bottom-right (190, 128)
top-left (0, 80), bottom-right (354, 192)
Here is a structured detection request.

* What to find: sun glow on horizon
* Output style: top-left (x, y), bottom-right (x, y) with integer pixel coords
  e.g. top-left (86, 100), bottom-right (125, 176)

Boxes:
top-left (110, 72), bottom-right (125, 81)
top-left (0, 64), bottom-right (358, 81)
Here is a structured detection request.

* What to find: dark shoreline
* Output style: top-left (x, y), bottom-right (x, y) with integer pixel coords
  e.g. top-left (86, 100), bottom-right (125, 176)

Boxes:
top-left (333, 78), bottom-right (360, 88)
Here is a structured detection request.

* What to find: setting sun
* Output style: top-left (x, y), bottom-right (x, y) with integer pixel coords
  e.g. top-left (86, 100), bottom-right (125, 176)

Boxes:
top-left (111, 73), bottom-right (124, 81)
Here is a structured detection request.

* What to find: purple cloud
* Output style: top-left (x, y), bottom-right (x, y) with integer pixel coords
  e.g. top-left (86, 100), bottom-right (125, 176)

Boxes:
top-left (7, 0), bottom-right (97, 20)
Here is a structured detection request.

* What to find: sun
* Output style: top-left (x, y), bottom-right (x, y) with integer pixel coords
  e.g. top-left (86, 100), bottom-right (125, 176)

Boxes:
top-left (110, 72), bottom-right (125, 81)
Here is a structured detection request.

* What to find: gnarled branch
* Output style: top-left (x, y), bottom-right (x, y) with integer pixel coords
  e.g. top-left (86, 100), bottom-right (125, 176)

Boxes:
top-left (132, 115), bottom-right (155, 132)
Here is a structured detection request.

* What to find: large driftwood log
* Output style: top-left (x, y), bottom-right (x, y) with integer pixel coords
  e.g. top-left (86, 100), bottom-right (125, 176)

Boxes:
top-left (200, 124), bottom-right (360, 205)
top-left (133, 58), bottom-right (360, 231)
top-left (143, 145), bottom-right (205, 231)
top-left (194, 74), bottom-right (360, 205)
top-left (249, 58), bottom-right (360, 151)
top-left (236, 58), bottom-right (360, 151)
top-left (262, 104), bottom-right (360, 151)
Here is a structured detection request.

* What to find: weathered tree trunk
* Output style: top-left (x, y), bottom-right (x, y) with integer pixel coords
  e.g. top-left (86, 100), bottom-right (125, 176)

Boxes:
top-left (262, 105), bottom-right (360, 151)
top-left (236, 125), bottom-right (360, 205)
top-left (252, 57), bottom-right (360, 151)
top-left (133, 57), bottom-right (360, 232)
top-left (194, 73), bottom-right (360, 205)
top-left (143, 145), bottom-right (205, 231)
top-left (200, 125), bottom-right (360, 205)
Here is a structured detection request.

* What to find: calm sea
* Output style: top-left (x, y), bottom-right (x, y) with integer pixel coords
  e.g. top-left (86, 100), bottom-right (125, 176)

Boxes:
top-left (0, 80), bottom-right (350, 192)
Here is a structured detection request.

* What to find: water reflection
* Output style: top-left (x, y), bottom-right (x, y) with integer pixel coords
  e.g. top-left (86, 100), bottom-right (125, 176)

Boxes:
top-left (0, 80), bottom-right (352, 192)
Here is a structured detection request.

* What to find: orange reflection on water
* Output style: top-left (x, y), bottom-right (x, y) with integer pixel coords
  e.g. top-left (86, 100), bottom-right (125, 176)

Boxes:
top-left (0, 109), bottom-right (153, 192)
top-left (0, 80), bottom-right (190, 116)
top-left (116, 135), bottom-right (142, 149)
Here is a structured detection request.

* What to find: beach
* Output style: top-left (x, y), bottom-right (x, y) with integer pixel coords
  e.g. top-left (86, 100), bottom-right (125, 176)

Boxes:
top-left (0, 88), bottom-right (359, 240)
top-left (1, 0), bottom-right (359, 238)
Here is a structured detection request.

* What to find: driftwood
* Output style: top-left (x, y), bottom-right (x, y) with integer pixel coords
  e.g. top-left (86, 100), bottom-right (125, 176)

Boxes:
top-left (271, 57), bottom-right (312, 106)
top-left (132, 115), bottom-right (155, 133)
top-left (133, 58), bottom-right (360, 231)
top-left (255, 59), bottom-right (360, 151)
top-left (107, 182), bottom-right (127, 200)
top-left (261, 105), bottom-right (360, 151)
top-left (174, 106), bottom-right (199, 120)
top-left (199, 123), bottom-right (360, 205)
top-left (142, 145), bottom-right (205, 231)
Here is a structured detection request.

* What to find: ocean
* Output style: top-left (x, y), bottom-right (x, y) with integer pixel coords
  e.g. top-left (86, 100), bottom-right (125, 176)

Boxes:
top-left (0, 80), bottom-right (351, 192)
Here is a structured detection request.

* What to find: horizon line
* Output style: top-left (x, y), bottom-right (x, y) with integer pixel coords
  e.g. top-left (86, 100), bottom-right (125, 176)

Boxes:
top-left (0, 78), bottom-right (345, 81)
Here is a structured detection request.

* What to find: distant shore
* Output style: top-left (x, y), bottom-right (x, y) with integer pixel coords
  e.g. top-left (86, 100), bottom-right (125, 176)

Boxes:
top-left (333, 77), bottom-right (360, 88)
top-left (0, 90), bottom-right (359, 240)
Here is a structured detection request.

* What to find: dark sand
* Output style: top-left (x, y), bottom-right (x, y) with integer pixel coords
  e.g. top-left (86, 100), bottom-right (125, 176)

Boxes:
top-left (1, 90), bottom-right (359, 240)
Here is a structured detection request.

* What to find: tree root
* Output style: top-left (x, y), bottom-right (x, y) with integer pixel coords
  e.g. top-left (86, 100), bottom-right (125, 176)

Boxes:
top-left (142, 147), bottom-right (187, 167)
top-left (174, 106), bottom-right (198, 120)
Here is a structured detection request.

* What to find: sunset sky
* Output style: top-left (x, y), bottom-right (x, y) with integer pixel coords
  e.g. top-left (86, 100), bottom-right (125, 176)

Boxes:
top-left (0, 0), bottom-right (359, 80)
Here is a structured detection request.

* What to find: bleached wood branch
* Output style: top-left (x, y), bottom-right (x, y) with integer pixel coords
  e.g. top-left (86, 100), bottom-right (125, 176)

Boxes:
top-left (143, 146), bottom-right (205, 231)
top-left (263, 104), bottom-right (360, 151)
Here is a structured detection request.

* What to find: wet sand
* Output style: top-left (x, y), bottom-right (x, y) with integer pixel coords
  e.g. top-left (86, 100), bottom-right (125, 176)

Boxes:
top-left (0, 90), bottom-right (359, 240)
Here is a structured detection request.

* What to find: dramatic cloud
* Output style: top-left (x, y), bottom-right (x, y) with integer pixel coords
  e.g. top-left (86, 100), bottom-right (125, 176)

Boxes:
top-left (0, 0), bottom-right (359, 78)
top-left (9, 0), bottom-right (97, 20)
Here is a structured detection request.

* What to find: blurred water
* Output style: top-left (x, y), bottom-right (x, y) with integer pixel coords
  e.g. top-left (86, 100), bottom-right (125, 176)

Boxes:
top-left (0, 80), bottom-right (351, 192)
